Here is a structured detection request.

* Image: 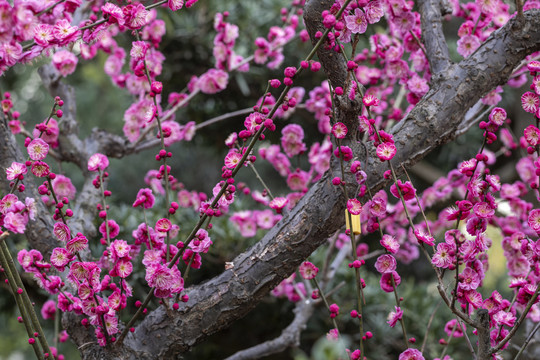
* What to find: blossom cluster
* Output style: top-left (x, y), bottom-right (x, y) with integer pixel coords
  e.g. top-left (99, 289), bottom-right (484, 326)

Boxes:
top-left (270, 4), bottom-right (540, 352)
top-left (3, 0), bottom-right (540, 358)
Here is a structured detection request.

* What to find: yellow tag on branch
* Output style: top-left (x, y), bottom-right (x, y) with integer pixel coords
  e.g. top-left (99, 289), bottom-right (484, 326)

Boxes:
top-left (345, 209), bottom-right (361, 235)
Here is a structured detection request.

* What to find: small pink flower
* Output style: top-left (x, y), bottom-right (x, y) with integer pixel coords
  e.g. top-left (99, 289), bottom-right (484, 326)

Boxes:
top-left (27, 138), bottom-right (49, 161)
top-left (156, 218), bottom-right (172, 232)
top-left (327, 328), bottom-right (339, 341)
top-left (380, 271), bottom-right (401, 292)
top-left (329, 303), bottom-right (339, 318)
top-left (414, 229), bottom-right (435, 246)
top-left (528, 209), bottom-right (540, 233)
top-left (53, 222), bottom-right (71, 242)
top-left (33, 119), bottom-right (59, 148)
top-left (50, 247), bottom-right (72, 271)
top-left (375, 254), bottom-right (397, 273)
top-left (493, 310), bottom-right (516, 328)
top-left (380, 235), bottom-right (400, 254)
top-left (87, 153), bottom-right (109, 172)
top-left (197, 68), bottom-right (229, 94)
top-left (458, 158), bottom-right (477, 175)
top-left (521, 92), bottom-right (539, 113)
top-left (225, 132), bottom-right (237, 147)
top-left (362, 94), bottom-right (379, 107)
top-left (369, 191), bottom-right (387, 217)
top-left (488, 107), bottom-right (507, 127)
top-left (281, 124), bottom-right (306, 158)
top-left (99, 220), bottom-right (120, 239)
top-left (130, 41), bottom-right (150, 62)
top-left (41, 300), bottom-right (57, 320)
top-left (51, 175), bottom-right (76, 201)
top-left (524, 125), bottom-right (540, 146)
top-left (473, 202), bottom-right (495, 219)
top-left (66, 235), bottom-right (88, 254)
top-left (34, 24), bottom-right (54, 46)
top-left (528, 60), bottom-right (540, 73)
top-left (287, 170), bottom-right (309, 191)
top-left (350, 160), bottom-right (361, 173)
top-left (4, 212), bottom-right (27, 233)
top-left (444, 319), bottom-right (464, 337)
top-left (365, 0), bottom-right (384, 24)
top-left (111, 239), bottom-right (131, 259)
top-left (398, 348), bottom-right (425, 360)
top-left (407, 75), bottom-right (429, 97)
top-left (0, 194), bottom-right (18, 215)
top-left (458, 267), bottom-right (481, 291)
top-left (532, 76), bottom-right (540, 95)
top-left (331, 122), bottom-right (348, 139)
top-left (299, 261), bottom-right (319, 280)
top-left (25, 198), bottom-right (36, 220)
top-left (104, 311), bottom-right (119, 336)
top-left (347, 198), bottom-right (362, 215)
top-left (31, 161), bottom-right (50, 177)
top-left (123, 3), bottom-right (149, 30)
top-left (168, 0), bottom-right (185, 11)
top-left (390, 180), bottom-right (416, 201)
top-left (387, 306), bottom-right (403, 327)
top-left (344, 8), bottom-right (368, 34)
top-left (334, 146), bottom-right (353, 161)
top-left (6, 162), bottom-right (27, 180)
top-left (189, 229), bottom-right (213, 253)
top-left (132, 188), bottom-right (155, 209)
top-left (52, 50), bottom-right (78, 77)
top-left (224, 150), bottom-right (243, 169)
top-left (113, 258), bottom-right (133, 278)
top-left (457, 35), bottom-right (481, 58)
top-left (101, 3), bottom-right (125, 25)
top-left (376, 142), bottom-right (396, 161)
top-left (269, 197), bottom-right (289, 214)
top-left (146, 263), bottom-right (173, 289)
top-left (52, 19), bottom-right (79, 45)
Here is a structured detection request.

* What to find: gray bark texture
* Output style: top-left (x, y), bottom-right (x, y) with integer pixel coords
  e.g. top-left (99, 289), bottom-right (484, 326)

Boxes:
top-left (1, 1), bottom-right (539, 359)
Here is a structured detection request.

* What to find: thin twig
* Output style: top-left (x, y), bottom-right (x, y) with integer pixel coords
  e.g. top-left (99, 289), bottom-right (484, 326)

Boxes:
top-left (514, 321), bottom-right (540, 360)
top-left (421, 299), bottom-right (442, 353)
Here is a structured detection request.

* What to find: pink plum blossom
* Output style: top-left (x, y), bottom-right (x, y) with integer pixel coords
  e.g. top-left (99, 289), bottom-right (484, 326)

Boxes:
top-left (6, 162), bottom-right (27, 180)
top-left (387, 306), bottom-right (403, 327)
top-left (87, 153), bottom-right (109, 172)
top-left (52, 50), bottom-right (78, 77)
top-left (197, 69), bottom-right (229, 94)
top-left (345, 8), bottom-right (368, 34)
top-left (299, 261), bottom-right (319, 280)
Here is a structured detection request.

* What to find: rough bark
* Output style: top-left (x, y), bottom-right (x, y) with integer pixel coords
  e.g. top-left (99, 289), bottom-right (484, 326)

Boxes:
top-left (418, 0), bottom-right (451, 75)
top-left (65, 7), bottom-right (540, 360)
top-left (476, 309), bottom-right (491, 360)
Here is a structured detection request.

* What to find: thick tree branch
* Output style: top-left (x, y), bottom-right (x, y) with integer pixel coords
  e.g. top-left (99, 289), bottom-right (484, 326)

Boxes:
top-left (66, 7), bottom-right (540, 359)
top-left (303, 0), bottom-right (347, 89)
top-left (476, 309), bottom-right (491, 360)
top-left (418, 0), bottom-right (451, 75)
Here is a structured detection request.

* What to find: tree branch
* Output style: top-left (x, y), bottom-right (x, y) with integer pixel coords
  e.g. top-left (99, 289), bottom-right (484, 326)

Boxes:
top-left (476, 309), bottom-right (491, 360)
top-left (418, 0), bottom-right (452, 75)
top-left (65, 7), bottom-right (540, 359)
